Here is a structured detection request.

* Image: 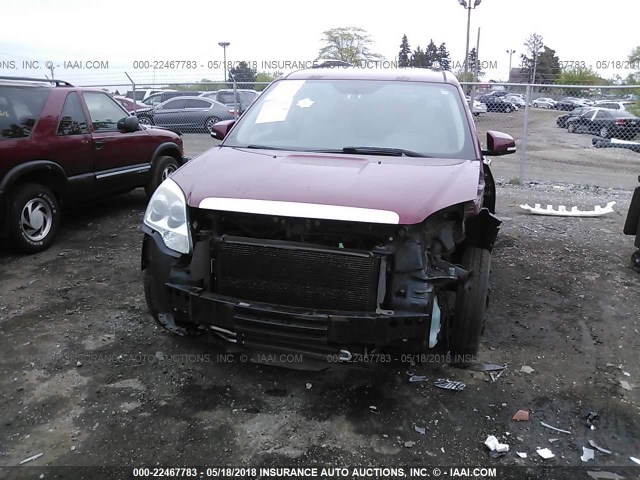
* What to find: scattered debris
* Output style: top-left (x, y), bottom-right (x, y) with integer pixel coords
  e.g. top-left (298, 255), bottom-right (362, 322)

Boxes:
top-left (588, 440), bottom-right (612, 455)
top-left (434, 379), bottom-right (466, 391)
top-left (620, 380), bottom-right (634, 391)
top-left (19, 452), bottom-right (43, 465)
top-left (489, 369), bottom-right (506, 382)
top-left (408, 375), bottom-right (429, 383)
top-left (512, 410), bottom-right (530, 422)
top-left (76, 361), bottom-right (82, 367)
top-left (541, 421), bottom-right (571, 434)
top-left (592, 137), bottom-right (640, 153)
top-left (537, 448), bottom-right (555, 459)
top-left (404, 441), bottom-right (415, 448)
top-left (516, 452), bottom-right (527, 459)
top-left (441, 447), bottom-right (445, 453)
top-left (414, 425), bottom-right (426, 435)
top-left (548, 438), bottom-right (559, 443)
top-left (585, 412), bottom-right (599, 429)
top-left (581, 447), bottom-right (595, 462)
top-left (489, 451), bottom-right (507, 459)
top-left (631, 457), bottom-right (640, 465)
top-left (369, 405), bottom-right (380, 414)
top-left (587, 471), bottom-right (625, 480)
top-left (484, 435), bottom-right (509, 453)
top-left (467, 363), bottom-right (508, 372)
top-left (519, 201), bottom-right (616, 217)
top-left (305, 383), bottom-right (312, 390)
top-left (520, 366), bottom-right (534, 374)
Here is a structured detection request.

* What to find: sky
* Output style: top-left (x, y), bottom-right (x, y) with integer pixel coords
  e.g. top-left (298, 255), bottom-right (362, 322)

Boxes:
top-left (0, 0), bottom-right (638, 87)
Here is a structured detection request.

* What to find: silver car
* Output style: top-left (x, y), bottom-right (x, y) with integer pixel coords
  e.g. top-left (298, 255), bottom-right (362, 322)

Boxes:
top-left (136, 96), bottom-right (234, 133)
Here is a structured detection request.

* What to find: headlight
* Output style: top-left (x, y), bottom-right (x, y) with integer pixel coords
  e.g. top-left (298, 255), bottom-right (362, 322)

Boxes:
top-left (143, 179), bottom-right (192, 254)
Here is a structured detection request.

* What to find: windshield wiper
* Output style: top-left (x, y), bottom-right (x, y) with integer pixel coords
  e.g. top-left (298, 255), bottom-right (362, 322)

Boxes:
top-left (342, 146), bottom-right (427, 157)
top-left (241, 144), bottom-right (286, 150)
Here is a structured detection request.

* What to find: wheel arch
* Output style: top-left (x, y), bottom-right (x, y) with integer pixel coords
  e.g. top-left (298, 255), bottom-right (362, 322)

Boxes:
top-left (0, 161), bottom-right (68, 198)
top-left (151, 142), bottom-right (183, 167)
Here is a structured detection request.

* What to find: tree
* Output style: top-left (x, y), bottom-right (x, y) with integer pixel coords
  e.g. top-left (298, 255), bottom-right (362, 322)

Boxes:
top-left (437, 43), bottom-right (451, 71)
top-left (424, 40), bottom-right (439, 68)
top-left (255, 71), bottom-right (282, 90)
top-left (556, 66), bottom-right (602, 96)
top-left (630, 46), bottom-right (640, 65)
top-left (467, 48), bottom-right (484, 79)
top-left (519, 33), bottom-right (544, 83)
top-left (229, 61), bottom-right (257, 85)
top-left (398, 35), bottom-right (411, 67)
top-left (411, 46), bottom-right (426, 68)
top-left (317, 27), bottom-right (383, 65)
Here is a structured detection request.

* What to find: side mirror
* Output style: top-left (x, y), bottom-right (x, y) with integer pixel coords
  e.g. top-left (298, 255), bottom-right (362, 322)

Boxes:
top-left (482, 130), bottom-right (516, 156)
top-left (118, 116), bottom-right (139, 132)
top-left (210, 119), bottom-right (236, 139)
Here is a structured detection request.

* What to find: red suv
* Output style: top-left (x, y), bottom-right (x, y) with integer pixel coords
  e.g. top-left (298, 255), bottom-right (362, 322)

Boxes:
top-left (0, 76), bottom-right (187, 253)
top-left (141, 68), bottom-right (516, 362)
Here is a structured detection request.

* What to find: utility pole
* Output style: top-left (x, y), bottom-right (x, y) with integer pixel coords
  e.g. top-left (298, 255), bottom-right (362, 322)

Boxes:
top-left (506, 49), bottom-right (515, 82)
top-left (218, 42), bottom-right (230, 83)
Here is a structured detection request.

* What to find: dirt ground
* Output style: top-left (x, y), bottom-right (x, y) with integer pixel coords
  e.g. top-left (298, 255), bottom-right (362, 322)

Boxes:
top-left (1, 115), bottom-right (640, 479)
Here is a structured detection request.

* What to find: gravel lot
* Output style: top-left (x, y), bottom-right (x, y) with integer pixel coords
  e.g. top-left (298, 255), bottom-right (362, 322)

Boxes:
top-left (1, 112), bottom-right (640, 478)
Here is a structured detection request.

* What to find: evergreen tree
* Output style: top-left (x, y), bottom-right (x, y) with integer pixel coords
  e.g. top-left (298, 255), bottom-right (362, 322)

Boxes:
top-left (437, 43), bottom-right (451, 70)
top-left (398, 35), bottom-right (411, 68)
top-left (424, 40), bottom-right (439, 68)
top-left (229, 61), bottom-right (257, 84)
top-left (411, 46), bottom-right (426, 68)
top-left (467, 48), bottom-right (484, 79)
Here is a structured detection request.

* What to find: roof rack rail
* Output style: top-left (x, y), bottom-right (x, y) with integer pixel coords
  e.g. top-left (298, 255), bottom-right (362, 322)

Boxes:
top-left (0, 76), bottom-right (73, 87)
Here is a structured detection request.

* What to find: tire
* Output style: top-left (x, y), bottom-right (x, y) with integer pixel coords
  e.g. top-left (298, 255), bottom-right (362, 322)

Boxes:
top-left (145, 155), bottom-right (180, 198)
top-left (449, 247), bottom-right (491, 360)
top-left (533, 103), bottom-right (539, 108)
top-left (504, 105), bottom-right (512, 113)
top-left (599, 126), bottom-right (610, 138)
top-left (567, 123), bottom-right (576, 133)
top-left (8, 183), bottom-right (60, 253)
top-left (138, 115), bottom-right (153, 126)
top-left (204, 116), bottom-right (221, 132)
top-left (632, 250), bottom-right (640, 273)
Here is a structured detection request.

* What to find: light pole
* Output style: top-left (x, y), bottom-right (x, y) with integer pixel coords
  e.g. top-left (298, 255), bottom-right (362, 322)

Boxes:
top-left (506, 49), bottom-right (515, 82)
top-left (218, 41), bottom-right (230, 83)
top-left (458, 0), bottom-right (481, 82)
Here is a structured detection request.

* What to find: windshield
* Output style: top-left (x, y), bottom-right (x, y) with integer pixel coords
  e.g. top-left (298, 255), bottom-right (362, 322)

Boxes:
top-left (223, 79), bottom-right (475, 159)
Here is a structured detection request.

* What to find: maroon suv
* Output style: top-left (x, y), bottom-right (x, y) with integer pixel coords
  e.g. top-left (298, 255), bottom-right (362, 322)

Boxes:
top-left (0, 76), bottom-right (187, 252)
top-left (141, 68), bottom-right (516, 362)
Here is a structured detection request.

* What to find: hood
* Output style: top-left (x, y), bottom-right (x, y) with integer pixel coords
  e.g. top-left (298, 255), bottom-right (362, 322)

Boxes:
top-left (171, 147), bottom-right (481, 225)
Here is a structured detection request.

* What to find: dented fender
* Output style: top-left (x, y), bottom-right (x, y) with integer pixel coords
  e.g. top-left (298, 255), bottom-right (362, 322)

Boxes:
top-left (464, 208), bottom-right (502, 252)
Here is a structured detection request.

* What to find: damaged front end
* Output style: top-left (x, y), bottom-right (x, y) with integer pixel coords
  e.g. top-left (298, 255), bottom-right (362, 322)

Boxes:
top-left (141, 186), bottom-right (501, 361)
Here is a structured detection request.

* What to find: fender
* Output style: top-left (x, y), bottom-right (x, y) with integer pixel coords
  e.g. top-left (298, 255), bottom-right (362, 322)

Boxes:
top-left (151, 142), bottom-right (184, 166)
top-left (0, 160), bottom-right (67, 194)
top-left (623, 183), bottom-right (640, 247)
top-left (482, 161), bottom-right (496, 214)
top-left (464, 208), bottom-right (501, 252)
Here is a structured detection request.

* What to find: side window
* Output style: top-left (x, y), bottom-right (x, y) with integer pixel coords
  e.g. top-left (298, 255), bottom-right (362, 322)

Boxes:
top-left (183, 99), bottom-right (210, 108)
top-left (57, 92), bottom-right (89, 135)
top-left (83, 93), bottom-right (128, 132)
top-left (595, 111), bottom-right (610, 119)
top-left (161, 99), bottom-right (187, 109)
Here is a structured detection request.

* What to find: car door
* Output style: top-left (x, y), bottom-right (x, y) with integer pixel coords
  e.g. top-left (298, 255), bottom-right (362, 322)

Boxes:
top-left (591, 110), bottom-right (612, 133)
top-left (50, 92), bottom-right (96, 200)
top-left (577, 110), bottom-right (596, 132)
top-left (82, 91), bottom-right (153, 193)
top-left (181, 98), bottom-right (213, 131)
top-left (153, 99), bottom-right (187, 128)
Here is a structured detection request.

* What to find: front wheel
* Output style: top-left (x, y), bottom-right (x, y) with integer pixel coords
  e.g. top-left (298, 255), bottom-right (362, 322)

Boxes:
top-left (138, 115), bottom-right (153, 126)
top-left (145, 155), bottom-right (180, 198)
top-left (568, 123), bottom-right (576, 133)
top-left (8, 183), bottom-right (60, 253)
top-left (205, 116), bottom-right (221, 132)
top-left (599, 126), bottom-right (610, 138)
top-left (449, 247), bottom-right (491, 359)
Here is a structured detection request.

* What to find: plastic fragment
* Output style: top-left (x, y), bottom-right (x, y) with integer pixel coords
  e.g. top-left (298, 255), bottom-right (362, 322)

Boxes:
top-left (541, 421), bottom-right (571, 434)
top-left (548, 438), bottom-right (559, 443)
top-left (484, 435), bottom-right (509, 453)
top-left (586, 471), bottom-right (626, 480)
top-left (631, 457), bottom-right (640, 465)
top-left (434, 378), bottom-right (466, 391)
top-left (369, 405), bottom-right (380, 414)
top-left (512, 410), bottom-right (530, 422)
top-left (408, 375), bottom-right (429, 383)
top-left (414, 425), bottom-right (426, 435)
top-left (588, 440), bottom-right (611, 455)
top-left (519, 201), bottom-right (616, 217)
top-left (516, 452), bottom-right (527, 459)
top-left (581, 447), bottom-right (595, 462)
top-left (404, 441), bottom-right (415, 448)
top-left (19, 453), bottom-right (43, 464)
top-left (620, 380), bottom-right (634, 391)
top-left (520, 366), bottom-right (534, 374)
top-left (537, 448), bottom-right (555, 459)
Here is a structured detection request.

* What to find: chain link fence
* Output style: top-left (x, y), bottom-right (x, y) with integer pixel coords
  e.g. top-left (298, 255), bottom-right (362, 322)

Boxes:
top-left (76, 75), bottom-right (640, 189)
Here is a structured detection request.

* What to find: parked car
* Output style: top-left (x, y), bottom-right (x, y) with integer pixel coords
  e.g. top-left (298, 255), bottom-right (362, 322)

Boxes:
top-left (556, 97), bottom-right (590, 111)
top-left (125, 88), bottom-right (176, 102)
top-left (141, 67), bottom-right (517, 362)
top-left (479, 95), bottom-right (517, 113)
top-left (0, 76), bottom-right (186, 253)
top-left (505, 95), bottom-right (526, 108)
top-left (114, 95), bottom-right (150, 113)
top-left (532, 97), bottom-right (556, 109)
top-left (199, 89), bottom-right (259, 114)
top-left (556, 107), bottom-right (594, 128)
top-left (135, 96), bottom-right (234, 133)
top-left (566, 109), bottom-right (640, 140)
top-left (623, 175), bottom-right (640, 272)
top-left (466, 95), bottom-right (487, 116)
top-left (142, 91), bottom-right (204, 108)
top-left (593, 100), bottom-right (636, 111)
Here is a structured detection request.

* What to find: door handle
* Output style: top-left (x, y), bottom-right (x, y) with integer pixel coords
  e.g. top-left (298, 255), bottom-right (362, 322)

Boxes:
top-left (94, 140), bottom-right (104, 150)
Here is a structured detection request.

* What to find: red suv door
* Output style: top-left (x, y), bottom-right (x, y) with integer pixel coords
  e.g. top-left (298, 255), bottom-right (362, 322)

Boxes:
top-left (82, 92), bottom-right (154, 193)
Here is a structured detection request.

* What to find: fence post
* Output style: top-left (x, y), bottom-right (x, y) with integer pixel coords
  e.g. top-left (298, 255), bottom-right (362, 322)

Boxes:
top-left (125, 72), bottom-right (136, 115)
top-left (519, 84), bottom-right (532, 185)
